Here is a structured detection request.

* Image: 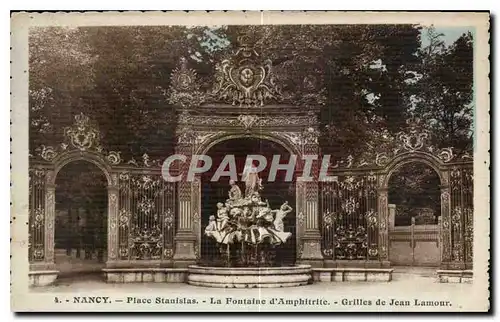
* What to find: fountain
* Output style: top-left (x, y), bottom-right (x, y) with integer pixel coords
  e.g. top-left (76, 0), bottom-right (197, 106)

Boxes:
top-left (187, 163), bottom-right (312, 288)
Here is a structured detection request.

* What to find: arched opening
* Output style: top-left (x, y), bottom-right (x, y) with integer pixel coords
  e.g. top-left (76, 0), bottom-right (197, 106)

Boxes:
top-left (54, 160), bottom-right (108, 277)
top-left (388, 162), bottom-right (441, 226)
top-left (200, 137), bottom-right (297, 266)
top-left (387, 161), bottom-right (441, 267)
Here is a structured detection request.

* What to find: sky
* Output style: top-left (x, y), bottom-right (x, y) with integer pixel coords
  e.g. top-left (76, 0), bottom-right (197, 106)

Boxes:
top-left (420, 26), bottom-right (474, 47)
top-left (200, 26), bottom-right (474, 50)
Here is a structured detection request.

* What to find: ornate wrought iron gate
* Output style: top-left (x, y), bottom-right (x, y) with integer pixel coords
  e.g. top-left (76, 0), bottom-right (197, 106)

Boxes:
top-left (320, 174), bottom-right (378, 261)
top-left (117, 171), bottom-right (176, 261)
top-left (448, 166), bottom-right (474, 268)
top-left (320, 119), bottom-right (474, 269)
top-left (28, 114), bottom-right (177, 272)
top-left (28, 168), bottom-right (47, 264)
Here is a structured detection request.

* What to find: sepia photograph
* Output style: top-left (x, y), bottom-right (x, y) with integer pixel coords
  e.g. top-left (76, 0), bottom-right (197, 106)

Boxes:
top-left (10, 11), bottom-right (490, 312)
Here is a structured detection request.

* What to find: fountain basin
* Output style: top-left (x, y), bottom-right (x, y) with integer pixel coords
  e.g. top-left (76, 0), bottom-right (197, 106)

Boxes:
top-left (187, 265), bottom-right (312, 288)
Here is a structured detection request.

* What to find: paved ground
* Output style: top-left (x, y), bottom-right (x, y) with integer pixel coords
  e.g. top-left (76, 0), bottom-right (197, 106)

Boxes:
top-left (27, 266), bottom-right (483, 312)
top-left (33, 266), bottom-right (462, 293)
top-left (36, 269), bottom-right (471, 295)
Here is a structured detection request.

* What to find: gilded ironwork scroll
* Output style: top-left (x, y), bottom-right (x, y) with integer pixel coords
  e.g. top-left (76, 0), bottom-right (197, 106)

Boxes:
top-left (28, 169), bottom-right (46, 262)
top-left (118, 172), bottom-right (176, 261)
top-left (449, 166), bottom-right (473, 267)
top-left (320, 174), bottom-right (378, 260)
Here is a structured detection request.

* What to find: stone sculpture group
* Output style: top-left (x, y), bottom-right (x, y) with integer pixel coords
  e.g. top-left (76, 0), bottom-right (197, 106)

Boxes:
top-left (204, 172), bottom-right (293, 248)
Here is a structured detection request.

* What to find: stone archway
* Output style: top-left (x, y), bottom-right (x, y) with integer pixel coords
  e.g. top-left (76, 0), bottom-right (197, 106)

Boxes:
top-left (198, 137), bottom-right (298, 266)
top-left (172, 119), bottom-right (324, 267)
top-left (375, 152), bottom-right (448, 268)
top-left (386, 160), bottom-right (443, 266)
top-left (381, 152), bottom-right (446, 189)
top-left (42, 150), bottom-right (115, 273)
top-left (53, 160), bottom-right (109, 276)
top-left (166, 36), bottom-right (325, 267)
top-left (28, 113), bottom-right (123, 286)
top-left (195, 132), bottom-right (301, 157)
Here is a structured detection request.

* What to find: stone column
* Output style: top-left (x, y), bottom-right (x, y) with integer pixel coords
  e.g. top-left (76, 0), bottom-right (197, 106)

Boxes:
top-left (43, 182), bottom-right (56, 270)
top-left (439, 186), bottom-right (454, 269)
top-left (298, 181), bottom-right (324, 266)
top-left (172, 143), bottom-right (197, 266)
top-left (295, 178), bottom-right (305, 259)
top-left (298, 133), bottom-right (323, 267)
top-left (377, 188), bottom-right (390, 267)
top-left (106, 184), bottom-right (119, 265)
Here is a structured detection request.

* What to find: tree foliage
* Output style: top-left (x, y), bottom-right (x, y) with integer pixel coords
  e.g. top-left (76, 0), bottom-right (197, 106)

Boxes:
top-left (407, 27), bottom-right (474, 153)
top-left (29, 25), bottom-right (473, 161)
top-left (30, 26), bottom-right (207, 159)
top-left (388, 162), bottom-right (441, 226)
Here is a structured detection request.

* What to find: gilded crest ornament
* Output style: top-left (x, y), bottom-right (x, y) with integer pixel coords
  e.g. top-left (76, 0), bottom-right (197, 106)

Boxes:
top-left (375, 153), bottom-right (390, 167)
top-left (167, 57), bottom-right (205, 108)
top-left (64, 113), bottom-right (100, 151)
top-left (336, 116), bottom-right (462, 168)
top-left (35, 113), bottom-right (124, 166)
top-left (396, 117), bottom-right (430, 152)
top-left (437, 148), bottom-right (454, 162)
top-left (211, 35), bottom-right (282, 107)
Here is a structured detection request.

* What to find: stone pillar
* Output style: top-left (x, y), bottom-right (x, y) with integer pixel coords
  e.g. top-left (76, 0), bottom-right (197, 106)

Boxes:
top-left (106, 184), bottom-right (119, 265)
top-left (172, 144), bottom-right (198, 267)
top-left (173, 181), bottom-right (199, 266)
top-left (298, 181), bottom-right (324, 266)
top-left (298, 134), bottom-right (323, 267)
top-left (295, 178), bottom-right (305, 259)
top-left (439, 186), bottom-right (455, 269)
top-left (377, 188), bottom-right (390, 267)
top-left (43, 183), bottom-right (56, 270)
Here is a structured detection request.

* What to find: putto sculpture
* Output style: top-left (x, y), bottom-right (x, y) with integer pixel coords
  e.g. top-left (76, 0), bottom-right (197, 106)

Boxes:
top-left (204, 165), bottom-right (292, 267)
